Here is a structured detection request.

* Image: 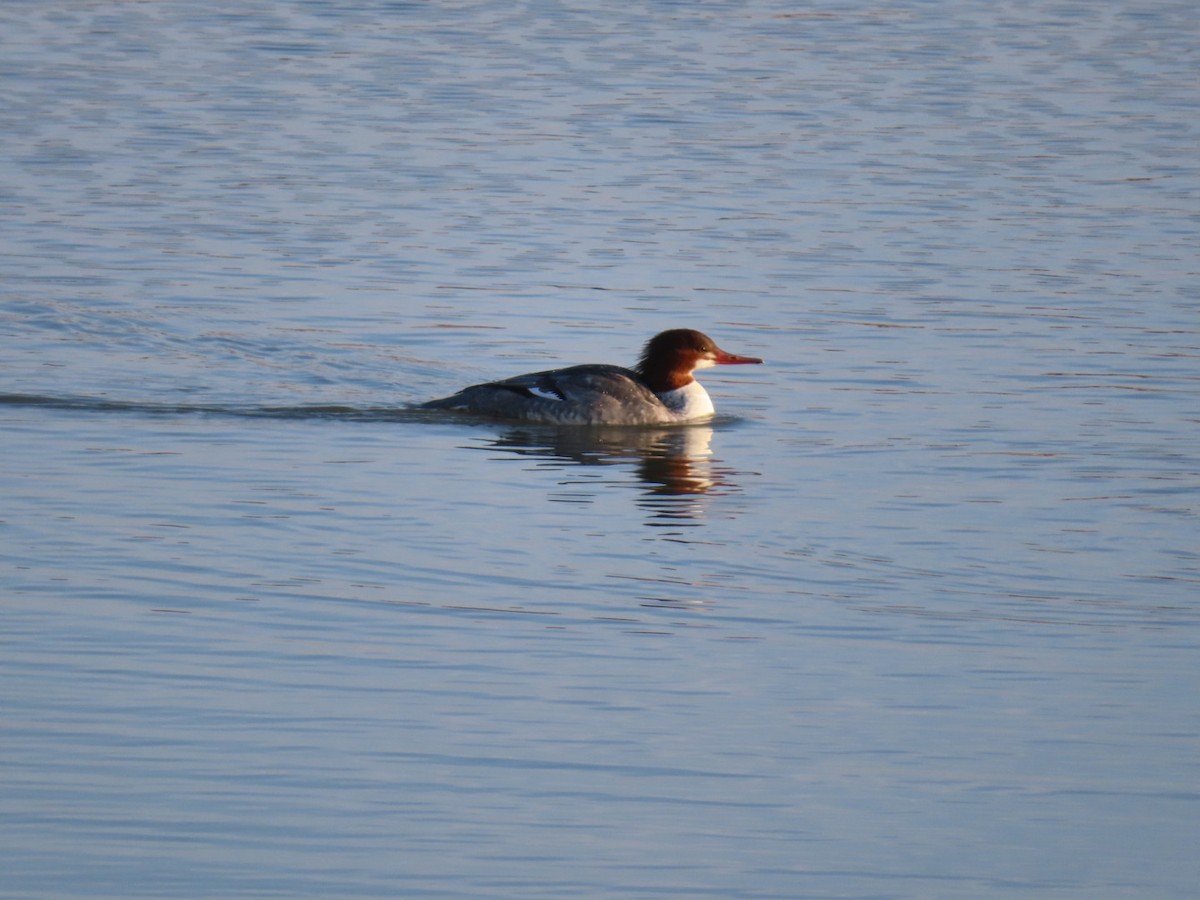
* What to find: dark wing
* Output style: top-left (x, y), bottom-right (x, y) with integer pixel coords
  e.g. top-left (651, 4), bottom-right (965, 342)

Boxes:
top-left (490, 365), bottom-right (650, 401)
top-left (423, 365), bottom-right (670, 424)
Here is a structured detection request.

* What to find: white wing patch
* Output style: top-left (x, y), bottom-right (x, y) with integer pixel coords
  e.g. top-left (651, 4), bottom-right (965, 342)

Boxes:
top-left (527, 384), bottom-right (565, 402)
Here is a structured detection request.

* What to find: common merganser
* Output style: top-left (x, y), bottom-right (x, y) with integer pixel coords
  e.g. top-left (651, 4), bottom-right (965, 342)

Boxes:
top-left (421, 329), bottom-right (763, 425)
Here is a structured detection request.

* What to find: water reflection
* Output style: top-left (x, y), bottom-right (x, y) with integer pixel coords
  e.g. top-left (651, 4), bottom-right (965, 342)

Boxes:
top-left (477, 423), bottom-right (745, 523)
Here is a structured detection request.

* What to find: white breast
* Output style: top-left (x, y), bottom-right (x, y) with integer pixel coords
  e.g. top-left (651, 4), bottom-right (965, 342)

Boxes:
top-left (658, 381), bottom-right (715, 421)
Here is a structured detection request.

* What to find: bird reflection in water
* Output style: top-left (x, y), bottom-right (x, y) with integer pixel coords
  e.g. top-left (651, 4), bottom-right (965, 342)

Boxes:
top-left (477, 424), bottom-right (745, 525)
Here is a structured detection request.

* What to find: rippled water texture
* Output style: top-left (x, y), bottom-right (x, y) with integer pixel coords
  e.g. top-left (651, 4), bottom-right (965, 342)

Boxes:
top-left (2, 1), bottom-right (1198, 897)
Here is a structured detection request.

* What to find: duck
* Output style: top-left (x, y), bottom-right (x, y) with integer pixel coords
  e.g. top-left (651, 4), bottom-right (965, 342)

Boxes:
top-left (421, 329), bottom-right (763, 425)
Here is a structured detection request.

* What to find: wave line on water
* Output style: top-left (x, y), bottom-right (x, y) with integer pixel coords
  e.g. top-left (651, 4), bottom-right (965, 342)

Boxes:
top-left (0, 392), bottom-right (428, 422)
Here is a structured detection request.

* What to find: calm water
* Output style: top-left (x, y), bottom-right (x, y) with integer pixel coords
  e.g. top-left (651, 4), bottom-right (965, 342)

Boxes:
top-left (3, 1), bottom-right (1198, 897)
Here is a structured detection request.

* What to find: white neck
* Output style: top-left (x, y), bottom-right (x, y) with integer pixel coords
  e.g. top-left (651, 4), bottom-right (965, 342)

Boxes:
top-left (658, 380), bottom-right (715, 421)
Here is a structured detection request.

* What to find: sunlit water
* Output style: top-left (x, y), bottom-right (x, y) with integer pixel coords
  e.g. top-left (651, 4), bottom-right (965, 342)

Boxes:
top-left (2, 1), bottom-right (1198, 897)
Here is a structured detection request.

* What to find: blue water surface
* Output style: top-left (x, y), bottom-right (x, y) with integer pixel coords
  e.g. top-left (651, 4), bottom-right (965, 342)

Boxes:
top-left (2, 1), bottom-right (1198, 897)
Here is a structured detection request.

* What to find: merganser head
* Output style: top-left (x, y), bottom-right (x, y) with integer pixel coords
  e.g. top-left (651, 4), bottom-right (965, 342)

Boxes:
top-left (635, 329), bottom-right (764, 393)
